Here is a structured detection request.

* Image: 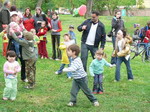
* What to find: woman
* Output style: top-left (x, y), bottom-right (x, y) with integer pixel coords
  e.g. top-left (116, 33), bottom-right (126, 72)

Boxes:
top-left (111, 10), bottom-right (125, 65)
top-left (23, 8), bottom-right (34, 31)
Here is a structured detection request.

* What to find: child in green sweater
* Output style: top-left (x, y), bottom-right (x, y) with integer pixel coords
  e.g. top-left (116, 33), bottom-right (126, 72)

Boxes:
top-left (89, 49), bottom-right (115, 94)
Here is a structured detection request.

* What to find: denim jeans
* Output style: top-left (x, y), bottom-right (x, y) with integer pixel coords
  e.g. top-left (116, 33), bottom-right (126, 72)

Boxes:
top-left (115, 57), bottom-right (133, 81)
top-left (57, 64), bottom-right (72, 77)
top-left (81, 43), bottom-right (98, 71)
top-left (111, 36), bottom-right (117, 64)
top-left (12, 39), bottom-right (20, 57)
top-left (93, 74), bottom-right (103, 92)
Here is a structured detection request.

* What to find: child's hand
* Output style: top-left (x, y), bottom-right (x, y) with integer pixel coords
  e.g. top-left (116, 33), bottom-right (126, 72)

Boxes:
top-left (110, 64), bottom-right (116, 68)
top-left (52, 29), bottom-right (57, 32)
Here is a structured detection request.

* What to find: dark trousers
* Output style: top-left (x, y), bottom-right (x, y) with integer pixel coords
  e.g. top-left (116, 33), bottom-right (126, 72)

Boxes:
top-left (115, 57), bottom-right (133, 81)
top-left (93, 74), bottom-right (103, 92)
top-left (19, 45), bottom-right (26, 80)
top-left (81, 43), bottom-right (98, 71)
top-left (111, 36), bottom-right (117, 64)
top-left (51, 35), bottom-right (61, 59)
top-left (70, 77), bottom-right (97, 103)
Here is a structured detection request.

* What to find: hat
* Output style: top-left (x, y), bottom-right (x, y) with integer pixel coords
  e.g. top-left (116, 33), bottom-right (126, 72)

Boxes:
top-left (10, 11), bottom-right (18, 17)
top-left (23, 31), bottom-right (34, 40)
top-left (69, 25), bottom-right (74, 29)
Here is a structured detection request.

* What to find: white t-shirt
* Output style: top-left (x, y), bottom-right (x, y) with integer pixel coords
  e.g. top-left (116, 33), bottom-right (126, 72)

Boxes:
top-left (86, 23), bottom-right (98, 45)
top-left (118, 39), bottom-right (124, 51)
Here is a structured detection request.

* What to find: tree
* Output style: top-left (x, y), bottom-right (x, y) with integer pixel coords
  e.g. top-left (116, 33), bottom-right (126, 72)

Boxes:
top-left (85, 0), bottom-right (93, 18)
top-left (36, 0), bottom-right (44, 7)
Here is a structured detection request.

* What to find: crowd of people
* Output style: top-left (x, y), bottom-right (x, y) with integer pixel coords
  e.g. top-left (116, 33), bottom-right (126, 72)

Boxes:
top-left (0, 1), bottom-right (149, 107)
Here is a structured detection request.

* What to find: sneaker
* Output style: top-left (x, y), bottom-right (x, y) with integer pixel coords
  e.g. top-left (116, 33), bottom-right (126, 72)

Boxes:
top-left (10, 98), bottom-right (16, 101)
top-left (92, 92), bottom-right (97, 94)
top-left (68, 77), bottom-right (71, 79)
top-left (22, 79), bottom-right (28, 82)
top-left (55, 58), bottom-right (60, 61)
top-left (93, 101), bottom-right (100, 107)
top-left (114, 80), bottom-right (119, 82)
top-left (41, 56), bottom-right (43, 59)
top-left (98, 92), bottom-right (103, 94)
top-left (24, 85), bottom-right (34, 89)
top-left (67, 102), bottom-right (76, 107)
top-left (55, 71), bottom-right (59, 75)
top-left (128, 79), bottom-right (133, 81)
top-left (2, 97), bottom-right (8, 101)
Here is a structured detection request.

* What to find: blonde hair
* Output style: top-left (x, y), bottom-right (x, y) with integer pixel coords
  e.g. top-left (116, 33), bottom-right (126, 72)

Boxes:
top-left (95, 49), bottom-right (107, 58)
top-left (63, 33), bottom-right (71, 40)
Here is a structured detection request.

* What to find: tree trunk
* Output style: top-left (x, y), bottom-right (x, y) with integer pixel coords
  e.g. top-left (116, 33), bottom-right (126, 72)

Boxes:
top-left (85, 0), bottom-right (93, 19)
top-left (36, 0), bottom-right (44, 8)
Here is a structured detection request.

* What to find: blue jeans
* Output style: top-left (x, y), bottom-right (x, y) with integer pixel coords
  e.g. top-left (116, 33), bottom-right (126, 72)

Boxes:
top-left (93, 74), bottom-right (103, 92)
top-left (57, 64), bottom-right (72, 77)
top-left (12, 39), bottom-right (20, 57)
top-left (81, 43), bottom-right (98, 71)
top-left (111, 36), bottom-right (117, 64)
top-left (115, 57), bottom-right (133, 81)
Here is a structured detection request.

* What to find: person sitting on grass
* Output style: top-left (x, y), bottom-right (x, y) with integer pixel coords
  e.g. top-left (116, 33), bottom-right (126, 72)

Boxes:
top-left (89, 49), bottom-right (115, 94)
top-left (3, 51), bottom-right (21, 101)
top-left (63, 44), bottom-right (99, 107)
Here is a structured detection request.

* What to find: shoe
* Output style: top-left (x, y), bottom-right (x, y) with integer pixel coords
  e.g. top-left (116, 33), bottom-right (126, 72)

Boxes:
top-left (24, 85), bottom-right (34, 89)
top-left (44, 57), bottom-right (48, 59)
top-left (49, 57), bottom-right (55, 60)
top-left (55, 58), bottom-right (60, 61)
top-left (41, 56), bottom-right (43, 59)
top-left (68, 77), bottom-right (71, 79)
top-left (128, 79), bottom-right (133, 81)
top-left (2, 97), bottom-right (8, 100)
top-left (114, 80), bottom-right (119, 82)
top-left (55, 71), bottom-right (59, 75)
top-left (22, 79), bottom-right (28, 82)
top-left (10, 98), bottom-right (16, 101)
top-left (67, 102), bottom-right (76, 107)
top-left (98, 92), bottom-right (103, 94)
top-left (93, 101), bottom-right (100, 107)
top-left (92, 92), bottom-right (97, 94)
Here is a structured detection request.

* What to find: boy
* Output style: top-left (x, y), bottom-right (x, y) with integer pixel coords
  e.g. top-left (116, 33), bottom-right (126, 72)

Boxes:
top-left (63, 44), bottom-right (99, 107)
top-left (11, 31), bottom-right (36, 89)
top-left (68, 25), bottom-right (76, 43)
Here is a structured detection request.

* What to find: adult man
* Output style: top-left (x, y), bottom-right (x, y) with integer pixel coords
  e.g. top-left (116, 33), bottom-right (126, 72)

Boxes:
top-left (0, 1), bottom-right (11, 32)
top-left (77, 11), bottom-right (106, 71)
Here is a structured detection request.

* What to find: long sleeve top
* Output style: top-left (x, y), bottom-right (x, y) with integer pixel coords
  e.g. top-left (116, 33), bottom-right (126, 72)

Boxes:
top-left (63, 57), bottom-right (87, 79)
top-left (3, 61), bottom-right (21, 79)
top-left (89, 58), bottom-right (111, 76)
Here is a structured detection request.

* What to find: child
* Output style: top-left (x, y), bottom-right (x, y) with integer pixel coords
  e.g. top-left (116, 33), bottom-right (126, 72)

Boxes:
top-left (89, 49), bottom-right (114, 94)
top-left (63, 44), bottom-right (99, 107)
top-left (37, 21), bottom-right (49, 59)
top-left (9, 22), bottom-right (23, 57)
top-left (68, 25), bottom-right (76, 43)
top-left (0, 25), bottom-right (9, 57)
top-left (112, 30), bottom-right (134, 81)
top-left (51, 12), bottom-right (62, 60)
top-left (55, 34), bottom-right (75, 78)
top-left (11, 31), bottom-right (37, 89)
top-left (3, 51), bottom-right (21, 101)
top-left (30, 29), bottom-right (40, 59)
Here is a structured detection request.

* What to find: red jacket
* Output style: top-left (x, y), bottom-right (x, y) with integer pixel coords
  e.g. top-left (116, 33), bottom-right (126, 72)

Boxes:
top-left (23, 16), bottom-right (35, 31)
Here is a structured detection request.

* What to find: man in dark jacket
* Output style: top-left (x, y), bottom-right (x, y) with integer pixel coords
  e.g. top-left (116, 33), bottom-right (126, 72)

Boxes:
top-left (77, 11), bottom-right (106, 71)
top-left (0, 1), bottom-right (11, 32)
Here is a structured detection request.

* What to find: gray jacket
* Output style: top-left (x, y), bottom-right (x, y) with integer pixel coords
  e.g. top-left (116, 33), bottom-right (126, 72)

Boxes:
top-left (11, 33), bottom-right (36, 60)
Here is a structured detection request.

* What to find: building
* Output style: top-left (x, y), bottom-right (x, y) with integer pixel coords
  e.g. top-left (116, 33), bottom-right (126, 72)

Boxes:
top-left (136, 0), bottom-right (150, 8)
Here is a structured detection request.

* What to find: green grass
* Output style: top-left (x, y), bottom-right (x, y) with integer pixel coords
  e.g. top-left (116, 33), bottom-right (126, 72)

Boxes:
top-left (0, 15), bottom-right (150, 112)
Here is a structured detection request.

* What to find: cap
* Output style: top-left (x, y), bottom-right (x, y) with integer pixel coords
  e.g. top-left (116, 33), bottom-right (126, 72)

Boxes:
top-left (10, 11), bottom-right (18, 17)
top-left (23, 31), bottom-right (34, 40)
top-left (69, 25), bottom-right (74, 29)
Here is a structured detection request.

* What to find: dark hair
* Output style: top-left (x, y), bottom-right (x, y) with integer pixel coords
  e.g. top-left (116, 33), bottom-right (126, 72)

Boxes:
top-left (92, 11), bottom-right (100, 16)
top-left (24, 8), bottom-right (32, 18)
top-left (6, 51), bottom-right (16, 57)
top-left (4, 1), bottom-right (10, 6)
top-left (10, 5), bottom-right (17, 11)
top-left (121, 29), bottom-right (127, 38)
top-left (68, 44), bottom-right (80, 56)
top-left (63, 33), bottom-right (71, 39)
top-left (52, 12), bottom-right (58, 16)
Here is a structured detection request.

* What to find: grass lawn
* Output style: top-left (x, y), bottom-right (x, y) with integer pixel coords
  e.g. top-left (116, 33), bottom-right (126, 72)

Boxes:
top-left (0, 15), bottom-right (150, 112)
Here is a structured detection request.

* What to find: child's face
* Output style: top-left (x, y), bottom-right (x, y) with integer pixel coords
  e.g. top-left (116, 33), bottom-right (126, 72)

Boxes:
top-left (31, 29), bottom-right (36, 35)
top-left (64, 35), bottom-right (70, 41)
top-left (69, 28), bottom-right (74, 31)
top-left (7, 56), bottom-right (16, 62)
top-left (117, 30), bottom-right (123, 40)
top-left (116, 12), bottom-right (121, 19)
top-left (67, 49), bottom-right (75, 57)
top-left (52, 14), bottom-right (57, 19)
top-left (95, 54), bottom-right (103, 60)
top-left (41, 22), bottom-right (46, 27)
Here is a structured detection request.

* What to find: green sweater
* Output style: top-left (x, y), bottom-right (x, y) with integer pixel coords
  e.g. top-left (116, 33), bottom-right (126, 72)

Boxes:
top-left (12, 33), bottom-right (36, 60)
top-left (89, 58), bottom-right (111, 76)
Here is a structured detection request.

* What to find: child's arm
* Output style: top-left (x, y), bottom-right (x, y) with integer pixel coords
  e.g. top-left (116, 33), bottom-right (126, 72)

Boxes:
top-left (3, 62), bottom-right (15, 74)
top-left (14, 62), bottom-right (21, 73)
top-left (63, 60), bottom-right (78, 72)
top-left (89, 61), bottom-right (95, 76)
top-left (104, 59), bottom-right (115, 67)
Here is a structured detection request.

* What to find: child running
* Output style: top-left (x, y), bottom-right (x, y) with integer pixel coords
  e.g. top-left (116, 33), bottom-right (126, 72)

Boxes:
top-left (63, 44), bottom-right (99, 107)
top-left (3, 51), bottom-right (21, 101)
top-left (55, 34), bottom-right (75, 78)
top-left (89, 49), bottom-right (114, 94)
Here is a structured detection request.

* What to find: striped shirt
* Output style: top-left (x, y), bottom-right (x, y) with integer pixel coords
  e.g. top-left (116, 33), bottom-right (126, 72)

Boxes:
top-left (63, 57), bottom-right (87, 79)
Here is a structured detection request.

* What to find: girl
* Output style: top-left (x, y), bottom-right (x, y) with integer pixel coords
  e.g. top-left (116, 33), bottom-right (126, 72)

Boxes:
top-left (51, 12), bottom-right (62, 60)
top-left (110, 10), bottom-right (125, 65)
top-left (37, 21), bottom-right (48, 59)
top-left (112, 30), bottom-right (134, 82)
top-left (55, 34), bottom-right (75, 78)
top-left (3, 51), bottom-right (21, 101)
top-left (89, 49), bottom-right (114, 94)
